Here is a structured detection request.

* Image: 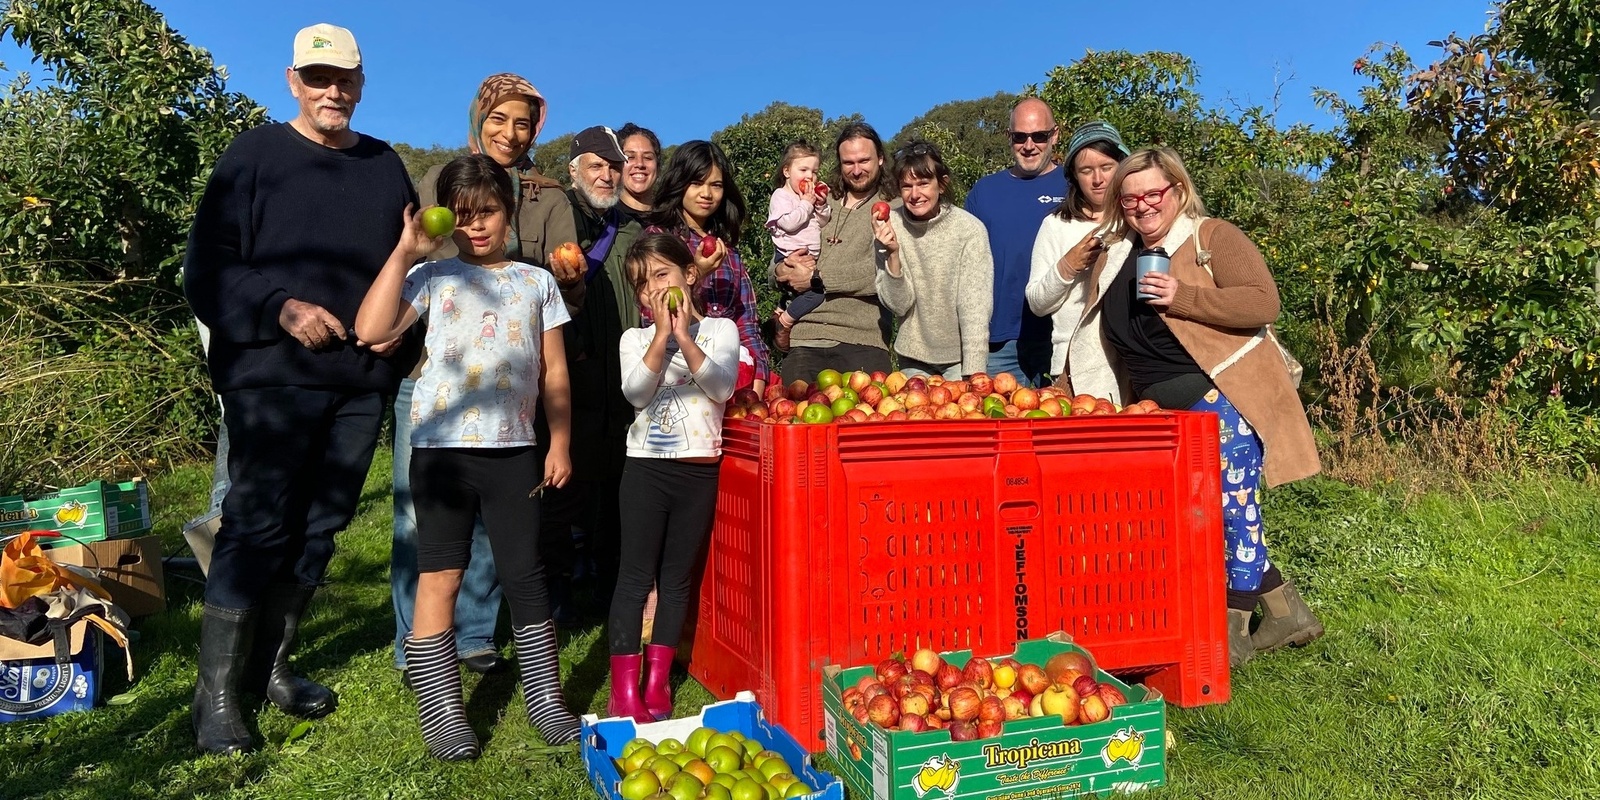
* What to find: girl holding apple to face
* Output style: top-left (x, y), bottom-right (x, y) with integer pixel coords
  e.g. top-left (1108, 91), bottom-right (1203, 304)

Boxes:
top-left (356, 154), bottom-right (580, 759)
top-left (605, 233), bottom-right (740, 722)
top-left (872, 141), bottom-right (995, 380)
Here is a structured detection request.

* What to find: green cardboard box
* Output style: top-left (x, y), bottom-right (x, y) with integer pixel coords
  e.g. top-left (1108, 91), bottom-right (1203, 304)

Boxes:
top-left (822, 633), bottom-right (1166, 800)
top-left (0, 479), bottom-right (151, 546)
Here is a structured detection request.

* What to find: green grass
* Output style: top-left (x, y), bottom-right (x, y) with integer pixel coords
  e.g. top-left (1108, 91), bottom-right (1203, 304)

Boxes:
top-left (3, 456), bottom-right (1599, 799)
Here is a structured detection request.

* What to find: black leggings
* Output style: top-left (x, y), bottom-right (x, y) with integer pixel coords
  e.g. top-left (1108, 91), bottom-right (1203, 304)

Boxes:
top-left (608, 458), bottom-right (720, 654)
top-left (412, 447), bottom-right (551, 626)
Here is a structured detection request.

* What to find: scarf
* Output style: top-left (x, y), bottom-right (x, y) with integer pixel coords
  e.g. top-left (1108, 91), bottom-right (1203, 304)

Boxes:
top-left (466, 73), bottom-right (563, 238)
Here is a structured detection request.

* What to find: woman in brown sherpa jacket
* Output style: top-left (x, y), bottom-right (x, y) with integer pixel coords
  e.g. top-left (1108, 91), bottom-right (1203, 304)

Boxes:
top-left (1054, 147), bottom-right (1323, 668)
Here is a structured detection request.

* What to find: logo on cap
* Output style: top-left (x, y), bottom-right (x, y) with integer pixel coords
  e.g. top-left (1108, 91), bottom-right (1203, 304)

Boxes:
top-left (311, 37), bottom-right (333, 49)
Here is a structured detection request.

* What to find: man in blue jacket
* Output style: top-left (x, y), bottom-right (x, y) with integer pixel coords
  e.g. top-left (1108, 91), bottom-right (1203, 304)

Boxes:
top-left (182, 23), bottom-right (416, 755)
top-left (964, 98), bottom-right (1068, 387)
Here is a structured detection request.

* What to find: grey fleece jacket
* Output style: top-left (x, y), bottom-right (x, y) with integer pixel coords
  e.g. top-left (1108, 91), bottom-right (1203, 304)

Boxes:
top-left (874, 204), bottom-right (994, 375)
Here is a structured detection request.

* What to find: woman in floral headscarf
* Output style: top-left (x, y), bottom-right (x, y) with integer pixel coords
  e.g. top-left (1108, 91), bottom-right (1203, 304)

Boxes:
top-left (392, 74), bottom-right (580, 695)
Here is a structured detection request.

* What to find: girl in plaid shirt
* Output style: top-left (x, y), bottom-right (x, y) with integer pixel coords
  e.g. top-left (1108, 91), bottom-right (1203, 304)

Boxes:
top-left (643, 140), bottom-right (768, 393)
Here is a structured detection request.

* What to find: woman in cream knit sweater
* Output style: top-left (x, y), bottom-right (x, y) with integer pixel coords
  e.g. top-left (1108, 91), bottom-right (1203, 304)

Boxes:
top-left (872, 142), bottom-right (994, 379)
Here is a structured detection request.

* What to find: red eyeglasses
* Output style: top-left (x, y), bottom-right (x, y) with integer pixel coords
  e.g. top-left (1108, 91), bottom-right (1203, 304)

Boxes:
top-left (1119, 183), bottom-right (1176, 210)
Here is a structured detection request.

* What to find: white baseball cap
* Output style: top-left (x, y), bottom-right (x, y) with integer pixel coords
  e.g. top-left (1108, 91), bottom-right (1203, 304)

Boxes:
top-left (291, 23), bottom-right (361, 70)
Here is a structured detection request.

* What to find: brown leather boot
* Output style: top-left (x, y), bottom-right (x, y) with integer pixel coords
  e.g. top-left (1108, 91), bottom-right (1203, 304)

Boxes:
top-left (1251, 579), bottom-right (1324, 653)
top-left (1228, 609), bottom-right (1255, 668)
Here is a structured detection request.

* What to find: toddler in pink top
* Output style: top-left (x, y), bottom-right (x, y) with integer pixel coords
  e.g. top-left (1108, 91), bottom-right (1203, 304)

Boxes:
top-left (763, 141), bottom-right (831, 350)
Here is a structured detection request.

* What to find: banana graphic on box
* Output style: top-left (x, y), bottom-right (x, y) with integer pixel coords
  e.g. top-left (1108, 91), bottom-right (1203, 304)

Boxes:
top-left (53, 501), bottom-right (88, 527)
top-left (1101, 727), bottom-right (1146, 768)
top-left (911, 753), bottom-right (960, 797)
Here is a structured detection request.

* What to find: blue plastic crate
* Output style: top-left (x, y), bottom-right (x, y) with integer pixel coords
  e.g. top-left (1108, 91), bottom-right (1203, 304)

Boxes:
top-left (582, 691), bottom-right (844, 800)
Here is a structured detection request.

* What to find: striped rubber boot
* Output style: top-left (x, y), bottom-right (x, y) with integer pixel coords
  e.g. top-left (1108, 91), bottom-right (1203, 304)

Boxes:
top-left (402, 629), bottom-right (480, 761)
top-left (512, 621), bottom-right (580, 745)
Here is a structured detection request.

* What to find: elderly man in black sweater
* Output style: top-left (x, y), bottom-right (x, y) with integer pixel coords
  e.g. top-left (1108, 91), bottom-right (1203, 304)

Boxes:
top-left (181, 23), bottom-right (417, 755)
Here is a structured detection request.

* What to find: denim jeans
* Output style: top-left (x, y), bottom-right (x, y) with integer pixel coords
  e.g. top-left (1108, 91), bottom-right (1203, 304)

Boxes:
top-left (985, 338), bottom-right (1053, 388)
top-left (391, 379), bottom-right (503, 667)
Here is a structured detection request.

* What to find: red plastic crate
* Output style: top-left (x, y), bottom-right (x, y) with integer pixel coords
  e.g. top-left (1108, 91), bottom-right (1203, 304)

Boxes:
top-left (687, 412), bottom-right (1228, 750)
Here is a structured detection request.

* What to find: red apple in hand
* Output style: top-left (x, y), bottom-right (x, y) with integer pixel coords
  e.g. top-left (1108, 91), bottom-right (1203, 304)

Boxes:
top-left (816, 182), bottom-right (830, 199)
top-left (699, 236), bottom-right (719, 259)
top-left (798, 178), bottom-right (813, 195)
top-left (872, 201), bottom-right (891, 221)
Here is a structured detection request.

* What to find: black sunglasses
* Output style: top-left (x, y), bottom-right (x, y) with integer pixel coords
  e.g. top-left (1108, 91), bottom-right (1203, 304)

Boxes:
top-left (893, 142), bottom-right (937, 161)
top-left (1009, 128), bottom-right (1056, 145)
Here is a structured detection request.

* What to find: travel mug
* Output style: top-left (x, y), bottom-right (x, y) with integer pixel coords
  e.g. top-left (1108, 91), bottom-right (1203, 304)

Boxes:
top-left (1135, 247), bottom-right (1170, 301)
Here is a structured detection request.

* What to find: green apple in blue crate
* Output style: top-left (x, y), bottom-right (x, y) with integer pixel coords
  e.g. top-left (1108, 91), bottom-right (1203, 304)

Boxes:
top-left (617, 768), bottom-right (661, 800)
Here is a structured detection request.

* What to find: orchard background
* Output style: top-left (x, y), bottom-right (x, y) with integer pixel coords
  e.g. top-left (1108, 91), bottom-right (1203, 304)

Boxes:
top-left (3, 0), bottom-right (1599, 491)
top-left (2, 2), bottom-right (1600, 798)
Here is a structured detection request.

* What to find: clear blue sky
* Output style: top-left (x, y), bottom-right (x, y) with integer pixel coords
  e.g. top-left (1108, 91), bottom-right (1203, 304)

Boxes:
top-left (5, 1), bottom-right (1490, 149)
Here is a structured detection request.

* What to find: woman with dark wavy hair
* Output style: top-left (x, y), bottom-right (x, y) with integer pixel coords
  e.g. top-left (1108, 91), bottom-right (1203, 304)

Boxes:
top-left (644, 140), bottom-right (767, 392)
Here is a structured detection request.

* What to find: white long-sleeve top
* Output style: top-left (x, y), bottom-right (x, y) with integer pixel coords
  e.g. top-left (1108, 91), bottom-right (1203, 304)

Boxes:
top-left (1026, 215), bottom-right (1101, 375)
top-left (619, 317), bottom-right (740, 459)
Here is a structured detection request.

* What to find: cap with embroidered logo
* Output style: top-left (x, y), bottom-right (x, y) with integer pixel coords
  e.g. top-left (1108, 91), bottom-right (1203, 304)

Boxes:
top-left (292, 23), bottom-right (361, 70)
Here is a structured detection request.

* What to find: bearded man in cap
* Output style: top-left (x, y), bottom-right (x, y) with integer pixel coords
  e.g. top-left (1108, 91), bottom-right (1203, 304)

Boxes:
top-left (545, 126), bottom-right (641, 616)
top-left (182, 22), bottom-right (417, 754)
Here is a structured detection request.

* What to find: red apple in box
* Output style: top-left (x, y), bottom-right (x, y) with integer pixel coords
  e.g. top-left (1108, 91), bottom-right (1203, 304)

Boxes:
top-left (946, 687), bottom-right (981, 722)
top-left (883, 659), bottom-right (908, 684)
top-left (900, 691), bottom-right (931, 717)
top-left (909, 648), bottom-right (943, 676)
top-left (933, 403), bottom-right (962, 420)
top-left (1073, 674), bottom-right (1099, 698)
top-left (976, 719), bottom-right (1005, 739)
top-left (924, 714), bottom-right (945, 730)
top-left (968, 372), bottom-right (993, 396)
top-left (907, 407), bottom-right (935, 421)
top-left (1017, 664), bottom-right (1050, 695)
top-left (908, 668), bottom-right (934, 686)
top-left (856, 673), bottom-right (882, 692)
top-left (1092, 400), bottom-right (1115, 415)
top-left (807, 391), bottom-right (829, 407)
top-left (905, 377), bottom-right (928, 394)
top-left (1079, 693), bottom-right (1111, 724)
top-left (1055, 650), bottom-right (1095, 677)
top-left (847, 370), bottom-right (872, 392)
top-left (992, 372), bottom-right (1019, 395)
top-left (898, 714), bottom-right (928, 733)
top-left (859, 384), bottom-right (884, 407)
top-left (1011, 387), bottom-right (1040, 411)
top-left (943, 380), bottom-right (967, 396)
top-left (886, 410), bottom-right (909, 421)
top-left (845, 408), bottom-right (869, 423)
top-left (1041, 399), bottom-right (1065, 417)
top-left (867, 694), bottom-right (900, 727)
top-left (948, 720), bottom-right (977, 742)
top-left (927, 385), bottom-right (952, 406)
top-left (763, 384), bottom-right (786, 403)
top-left (1097, 683), bottom-right (1128, 708)
top-left (732, 388), bottom-right (760, 407)
top-left (962, 657), bottom-right (994, 690)
top-left (1070, 394), bottom-right (1097, 415)
top-left (770, 398), bottom-right (796, 417)
top-left (957, 392), bottom-right (982, 413)
top-left (1138, 399), bottom-right (1161, 413)
top-left (978, 695), bottom-right (1006, 723)
top-left (786, 380), bottom-right (810, 401)
top-left (727, 407), bottom-right (748, 420)
top-left (746, 403), bottom-right (770, 420)
top-left (1001, 694), bottom-right (1029, 720)
top-left (902, 390), bottom-right (929, 410)
top-left (870, 370), bottom-right (888, 384)
top-left (935, 662), bottom-right (963, 691)
top-left (851, 703), bottom-right (871, 724)
top-left (884, 371), bottom-right (909, 394)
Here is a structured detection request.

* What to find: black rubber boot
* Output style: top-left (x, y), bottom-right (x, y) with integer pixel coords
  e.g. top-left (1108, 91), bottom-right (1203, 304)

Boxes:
top-left (193, 604), bottom-right (256, 755)
top-left (404, 629), bottom-right (481, 761)
top-left (246, 583), bottom-right (337, 718)
top-left (1228, 609), bottom-right (1256, 669)
top-left (513, 621), bottom-right (580, 745)
top-left (1251, 579), bottom-right (1325, 653)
